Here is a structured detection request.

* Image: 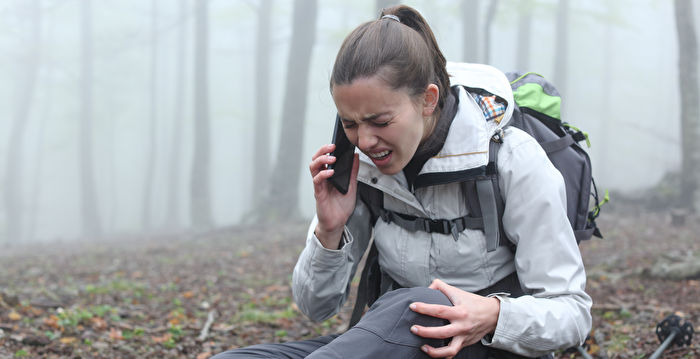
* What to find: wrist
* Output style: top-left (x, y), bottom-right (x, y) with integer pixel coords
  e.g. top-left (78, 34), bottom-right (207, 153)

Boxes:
top-left (314, 225), bottom-right (344, 249)
top-left (486, 296), bottom-right (501, 335)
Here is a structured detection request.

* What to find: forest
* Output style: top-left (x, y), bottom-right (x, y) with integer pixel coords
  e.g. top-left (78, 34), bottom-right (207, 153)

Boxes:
top-left (0, 0), bottom-right (699, 358)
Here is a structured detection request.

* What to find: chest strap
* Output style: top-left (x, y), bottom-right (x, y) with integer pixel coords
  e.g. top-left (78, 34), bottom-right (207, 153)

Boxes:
top-left (374, 138), bottom-right (505, 251)
top-left (378, 209), bottom-right (484, 241)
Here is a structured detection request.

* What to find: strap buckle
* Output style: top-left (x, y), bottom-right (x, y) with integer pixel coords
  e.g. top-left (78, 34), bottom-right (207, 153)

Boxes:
top-left (423, 218), bottom-right (450, 234)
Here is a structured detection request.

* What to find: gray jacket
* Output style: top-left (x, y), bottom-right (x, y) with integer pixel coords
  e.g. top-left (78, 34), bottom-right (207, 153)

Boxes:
top-left (292, 63), bottom-right (592, 357)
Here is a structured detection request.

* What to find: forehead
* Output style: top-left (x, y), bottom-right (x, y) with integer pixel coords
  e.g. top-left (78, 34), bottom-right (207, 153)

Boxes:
top-left (332, 77), bottom-right (411, 119)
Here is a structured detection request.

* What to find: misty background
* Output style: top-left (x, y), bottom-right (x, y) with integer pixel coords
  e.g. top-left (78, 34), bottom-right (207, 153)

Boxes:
top-left (0, 0), bottom-right (698, 244)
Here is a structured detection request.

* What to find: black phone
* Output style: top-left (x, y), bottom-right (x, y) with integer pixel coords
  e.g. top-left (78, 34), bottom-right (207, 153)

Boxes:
top-left (327, 115), bottom-right (355, 194)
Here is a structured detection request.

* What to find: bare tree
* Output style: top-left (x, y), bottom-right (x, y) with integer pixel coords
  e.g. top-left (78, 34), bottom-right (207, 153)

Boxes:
top-left (554, 0), bottom-right (569, 101)
top-left (143, 0), bottom-right (159, 231)
top-left (376, 0), bottom-right (394, 15)
top-left (262, 0), bottom-right (317, 220)
top-left (461, 0), bottom-right (480, 63)
top-left (674, 0), bottom-right (700, 211)
top-left (4, 0), bottom-right (41, 245)
top-left (252, 0), bottom-right (272, 207)
top-left (482, 0), bottom-right (499, 64)
top-left (515, 0), bottom-right (534, 71)
top-left (191, 0), bottom-right (213, 230)
top-left (79, 0), bottom-right (103, 238)
top-left (166, 0), bottom-right (188, 228)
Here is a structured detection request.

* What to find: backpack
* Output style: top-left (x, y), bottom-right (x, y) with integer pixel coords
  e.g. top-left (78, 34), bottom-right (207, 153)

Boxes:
top-left (348, 72), bottom-right (606, 327)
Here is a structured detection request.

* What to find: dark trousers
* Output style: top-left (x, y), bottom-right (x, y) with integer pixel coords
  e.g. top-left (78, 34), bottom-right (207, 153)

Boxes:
top-left (212, 287), bottom-right (538, 359)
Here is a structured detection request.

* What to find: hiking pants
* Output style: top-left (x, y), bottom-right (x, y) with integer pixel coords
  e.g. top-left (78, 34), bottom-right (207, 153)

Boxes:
top-left (211, 287), bottom-right (543, 359)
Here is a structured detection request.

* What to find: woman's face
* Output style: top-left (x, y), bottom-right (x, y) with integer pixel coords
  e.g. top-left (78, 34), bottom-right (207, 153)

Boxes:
top-left (332, 76), bottom-right (437, 175)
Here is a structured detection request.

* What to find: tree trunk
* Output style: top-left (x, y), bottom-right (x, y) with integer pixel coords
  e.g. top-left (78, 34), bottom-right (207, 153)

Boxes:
top-left (263, 0), bottom-right (317, 220)
top-left (461, 0), bottom-right (479, 63)
top-left (375, 0), bottom-right (394, 16)
top-left (554, 0), bottom-right (569, 104)
top-left (597, 3), bottom-right (615, 184)
top-left (143, 0), bottom-right (158, 231)
top-left (675, 0), bottom-right (700, 211)
top-left (166, 0), bottom-right (187, 228)
top-left (191, 0), bottom-right (213, 230)
top-left (515, 0), bottom-right (533, 71)
top-left (482, 0), bottom-right (499, 64)
top-left (79, 0), bottom-right (103, 239)
top-left (4, 0), bottom-right (41, 245)
top-left (253, 0), bottom-right (272, 207)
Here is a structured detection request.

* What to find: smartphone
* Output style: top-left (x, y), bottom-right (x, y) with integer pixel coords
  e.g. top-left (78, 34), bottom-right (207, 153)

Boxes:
top-left (327, 115), bottom-right (356, 194)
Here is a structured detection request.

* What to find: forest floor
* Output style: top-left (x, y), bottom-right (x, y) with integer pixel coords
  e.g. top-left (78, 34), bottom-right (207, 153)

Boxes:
top-left (0, 204), bottom-right (699, 359)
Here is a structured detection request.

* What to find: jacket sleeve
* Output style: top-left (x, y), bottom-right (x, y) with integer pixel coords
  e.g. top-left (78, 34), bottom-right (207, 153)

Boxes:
top-left (292, 198), bottom-right (374, 322)
top-left (482, 128), bottom-right (593, 356)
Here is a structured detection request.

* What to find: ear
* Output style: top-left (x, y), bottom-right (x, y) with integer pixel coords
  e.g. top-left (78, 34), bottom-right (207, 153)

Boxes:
top-left (422, 84), bottom-right (439, 117)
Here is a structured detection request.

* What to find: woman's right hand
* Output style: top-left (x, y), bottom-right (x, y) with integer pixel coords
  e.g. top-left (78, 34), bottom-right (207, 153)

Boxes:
top-left (309, 144), bottom-right (360, 249)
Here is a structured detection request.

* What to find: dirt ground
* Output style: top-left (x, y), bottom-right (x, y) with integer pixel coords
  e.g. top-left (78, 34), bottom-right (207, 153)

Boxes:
top-left (0, 204), bottom-right (698, 358)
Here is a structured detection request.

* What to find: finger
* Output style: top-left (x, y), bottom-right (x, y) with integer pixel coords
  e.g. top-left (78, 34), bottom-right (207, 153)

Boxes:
top-left (410, 323), bottom-right (461, 339)
top-left (309, 154), bottom-right (336, 177)
top-left (428, 279), bottom-right (462, 304)
top-left (409, 302), bottom-right (455, 320)
top-left (311, 144), bottom-right (335, 161)
top-left (421, 336), bottom-right (465, 359)
top-left (312, 168), bottom-right (335, 186)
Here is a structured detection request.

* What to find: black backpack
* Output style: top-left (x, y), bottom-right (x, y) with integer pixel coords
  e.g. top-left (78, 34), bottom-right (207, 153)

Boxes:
top-left (348, 72), bottom-right (605, 327)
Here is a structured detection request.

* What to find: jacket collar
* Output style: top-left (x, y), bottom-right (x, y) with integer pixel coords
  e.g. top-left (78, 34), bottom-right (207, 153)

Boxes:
top-left (357, 63), bottom-right (514, 196)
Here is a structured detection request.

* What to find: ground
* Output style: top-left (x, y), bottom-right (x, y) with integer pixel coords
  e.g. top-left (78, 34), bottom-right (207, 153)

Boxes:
top-left (0, 205), bottom-right (698, 359)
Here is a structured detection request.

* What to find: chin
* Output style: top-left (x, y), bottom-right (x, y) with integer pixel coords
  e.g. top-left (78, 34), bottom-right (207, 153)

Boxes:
top-left (377, 164), bottom-right (403, 176)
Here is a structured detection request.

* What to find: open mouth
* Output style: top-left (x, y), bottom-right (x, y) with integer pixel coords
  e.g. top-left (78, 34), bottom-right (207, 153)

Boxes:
top-left (368, 150), bottom-right (391, 160)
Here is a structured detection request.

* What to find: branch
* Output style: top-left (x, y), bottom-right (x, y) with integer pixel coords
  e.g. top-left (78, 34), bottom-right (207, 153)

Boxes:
top-left (197, 310), bottom-right (216, 342)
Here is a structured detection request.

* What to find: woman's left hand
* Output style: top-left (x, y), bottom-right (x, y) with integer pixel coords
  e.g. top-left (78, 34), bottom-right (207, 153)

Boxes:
top-left (408, 279), bottom-right (501, 359)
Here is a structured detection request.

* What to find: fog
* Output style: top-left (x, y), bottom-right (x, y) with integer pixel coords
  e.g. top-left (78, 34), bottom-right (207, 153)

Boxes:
top-left (0, 0), bottom-right (697, 243)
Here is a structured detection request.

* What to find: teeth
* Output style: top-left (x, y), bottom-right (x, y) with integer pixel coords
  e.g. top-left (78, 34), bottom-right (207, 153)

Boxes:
top-left (369, 150), bottom-right (390, 159)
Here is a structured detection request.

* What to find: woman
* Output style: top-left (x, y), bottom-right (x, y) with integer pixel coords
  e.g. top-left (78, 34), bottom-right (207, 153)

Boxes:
top-left (214, 4), bottom-right (591, 359)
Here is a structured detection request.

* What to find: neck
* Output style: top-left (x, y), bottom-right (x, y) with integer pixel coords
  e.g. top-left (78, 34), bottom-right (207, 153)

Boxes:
top-left (420, 111), bottom-right (440, 145)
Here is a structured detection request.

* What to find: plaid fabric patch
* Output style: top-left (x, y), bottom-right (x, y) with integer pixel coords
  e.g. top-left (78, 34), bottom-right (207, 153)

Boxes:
top-left (472, 92), bottom-right (506, 123)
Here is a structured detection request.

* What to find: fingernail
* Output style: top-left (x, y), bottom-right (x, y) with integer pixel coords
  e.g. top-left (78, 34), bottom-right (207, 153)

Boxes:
top-left (409, 303), bottom-right (416, 310)
top-left (421, 345), bottom-right (428, 353)
top-left (410, 326), bottom-right (418, 334)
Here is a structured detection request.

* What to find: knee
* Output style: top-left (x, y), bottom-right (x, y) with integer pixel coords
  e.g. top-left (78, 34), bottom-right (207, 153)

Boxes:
top-left (374, 287), bottom-right (452, 309)
top-left (355, 287), bottom-right (451, 332)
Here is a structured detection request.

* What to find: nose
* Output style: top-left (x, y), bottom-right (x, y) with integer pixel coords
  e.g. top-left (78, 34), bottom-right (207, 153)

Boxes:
top-left (356, 124), bottom-right (378, 150)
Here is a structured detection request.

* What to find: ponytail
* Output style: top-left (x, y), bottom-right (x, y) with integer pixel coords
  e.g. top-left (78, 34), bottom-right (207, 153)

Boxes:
top-left (331, 5), bottom-right (450, 113)
top-left (380, 6), bottom-right (449, 109)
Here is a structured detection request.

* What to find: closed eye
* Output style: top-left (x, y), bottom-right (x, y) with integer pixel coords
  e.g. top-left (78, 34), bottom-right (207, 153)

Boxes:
top-left (341, 119), bottom-right (357, 129)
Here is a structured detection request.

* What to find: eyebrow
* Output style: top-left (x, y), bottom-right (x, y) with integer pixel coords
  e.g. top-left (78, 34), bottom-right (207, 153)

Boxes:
top-left (340, 113), bottom-right (386, 123)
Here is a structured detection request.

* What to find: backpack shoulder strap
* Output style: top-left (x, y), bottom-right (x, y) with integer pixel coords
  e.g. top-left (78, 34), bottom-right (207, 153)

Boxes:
top-left (349, 183), bottom-right (383, 328)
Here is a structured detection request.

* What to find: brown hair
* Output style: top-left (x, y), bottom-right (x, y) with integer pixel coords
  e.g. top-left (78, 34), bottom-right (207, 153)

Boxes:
top-left (330, 5), bottom-right (450, 112)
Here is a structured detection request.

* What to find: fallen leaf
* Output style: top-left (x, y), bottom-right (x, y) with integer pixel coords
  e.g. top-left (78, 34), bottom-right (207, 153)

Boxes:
top-left (8, 311), bottom-right (21, 321)
top-left (91, 317), bottom-right (107, 331)
top-left (109, 328), bottom-right (123, 341)
top-left (44, 315), bottom-right (60, 329)
top-left (183, 291), bottom-right (195, 299)
top-left (151, 333), bottom-right (172, 343)
top-left (60, 337), bottom-right (77, 344)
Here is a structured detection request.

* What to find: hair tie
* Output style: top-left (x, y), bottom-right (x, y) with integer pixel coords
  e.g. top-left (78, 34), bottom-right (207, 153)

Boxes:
top-left (381, 14), bottom-right (400, 23)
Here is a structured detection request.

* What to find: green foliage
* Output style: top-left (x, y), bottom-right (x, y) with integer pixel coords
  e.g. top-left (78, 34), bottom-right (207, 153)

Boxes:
top-left (168, 325), bottom-right (184, 339)
top-left (13, 349), bottom-right (29, 358)
top-left (57, 308), bottom-right (93, 328)
top-left (234, 304), bottom-right (297, 324)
